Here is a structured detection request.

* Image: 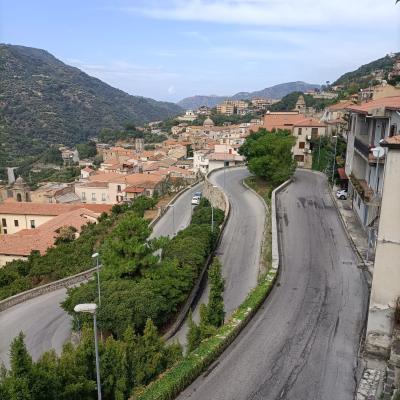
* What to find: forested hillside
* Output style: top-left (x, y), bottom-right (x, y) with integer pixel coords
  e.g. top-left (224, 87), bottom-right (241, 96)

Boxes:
top-left (0, 44), bottom-right (182, 172)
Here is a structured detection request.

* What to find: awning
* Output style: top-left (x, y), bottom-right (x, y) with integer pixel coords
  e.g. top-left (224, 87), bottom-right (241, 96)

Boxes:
top-left (337, 167), bottom-right (348, 180)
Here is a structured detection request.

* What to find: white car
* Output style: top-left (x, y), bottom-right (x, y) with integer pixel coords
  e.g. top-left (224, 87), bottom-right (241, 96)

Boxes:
top-left (336, 189), bottom-right (348, 200)
top-left (191, 196), bottom-right (200, 205)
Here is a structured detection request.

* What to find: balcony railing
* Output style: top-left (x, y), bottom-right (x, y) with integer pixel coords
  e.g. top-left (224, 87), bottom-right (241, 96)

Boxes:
top-left (354, 137), bottom-right (370, 158)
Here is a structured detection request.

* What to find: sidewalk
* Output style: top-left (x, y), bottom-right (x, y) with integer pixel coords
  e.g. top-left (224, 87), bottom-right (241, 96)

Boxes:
top-left (331, 185), bottom-right (375, 270)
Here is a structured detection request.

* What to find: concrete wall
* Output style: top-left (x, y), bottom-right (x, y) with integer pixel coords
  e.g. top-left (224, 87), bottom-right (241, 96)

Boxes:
top-left (0, 267), bottom-right (96, 312)
top-left (366, 147), bottom-right (400, 358)
top-left (0, 254), bottom-right (27, 268)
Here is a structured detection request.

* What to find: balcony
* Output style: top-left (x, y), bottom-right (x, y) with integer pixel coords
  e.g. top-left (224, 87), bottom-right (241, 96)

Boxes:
top-left (354, 137), bottom-right (370, 158)
top-left (349, 174), bottom-right (374, 203)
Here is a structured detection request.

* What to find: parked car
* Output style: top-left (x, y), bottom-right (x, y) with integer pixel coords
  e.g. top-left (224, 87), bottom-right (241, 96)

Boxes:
top-left (194, 191), bottom-right (202, 198)
top-left (191, 196), bottom-right (200, 205)
top-left (336, 189), bottom-right (348, 200)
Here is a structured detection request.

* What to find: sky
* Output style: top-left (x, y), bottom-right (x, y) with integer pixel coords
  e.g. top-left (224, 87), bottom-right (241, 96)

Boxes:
top-left (1, 0), bottom-right (399, 103)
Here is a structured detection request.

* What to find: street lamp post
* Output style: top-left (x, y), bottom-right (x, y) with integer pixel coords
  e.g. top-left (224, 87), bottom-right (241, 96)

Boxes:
top-left (74, 304), bottom-right (101, 400)
top-left (331, 135), bottom-right (338, 185)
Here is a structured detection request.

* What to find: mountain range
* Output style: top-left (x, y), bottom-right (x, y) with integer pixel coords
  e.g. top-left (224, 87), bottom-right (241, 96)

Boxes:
top-left (0, 44), bottom-right (182, 168)
top-left (177, 81), bottom-right (321, 110)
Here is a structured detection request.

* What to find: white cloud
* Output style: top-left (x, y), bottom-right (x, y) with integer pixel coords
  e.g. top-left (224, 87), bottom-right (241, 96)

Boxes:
top-left (123, 0), bottom-right (399, 27)
top-left (167, 85), bottom-right (176, 94)
top-left (66, 59), bottom-right (179, 80)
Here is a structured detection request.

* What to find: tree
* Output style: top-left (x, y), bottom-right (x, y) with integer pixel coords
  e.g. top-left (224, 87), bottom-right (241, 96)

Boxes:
top-left (101, 337), bottom-right (128, 400)
top-left (134, 319), bottom-right (166, 386)
top-left (7, 332), bottom-right (33, 400)
top-left (240, 129), bottom-right (296, 187)
top-left (206, 258), bottom-right (225, 328)
top-left (186, 310), bottom-right (202, 352)
top-left (76, 141), bottom-right (97, 159)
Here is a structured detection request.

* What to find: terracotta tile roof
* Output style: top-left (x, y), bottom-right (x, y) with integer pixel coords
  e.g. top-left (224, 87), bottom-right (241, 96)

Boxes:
top-left (346, 96), bottom-right (400, 114)
top-left (294, 118), bottom-right (326, 127)
top-left (0, 202), bottom-right (79, 216)
top-left (381, 135), bottom-right (400, 147)
top-left (0, 208), bottom-right (103, 256)
top-left (82, 166), bottom-right (94, 172)
top-left (327, 100), bottom-right (356, 111)
top-left (262, 113), bottom-right (307, 131)
top-left (79, 181), bottom-right (109, 188)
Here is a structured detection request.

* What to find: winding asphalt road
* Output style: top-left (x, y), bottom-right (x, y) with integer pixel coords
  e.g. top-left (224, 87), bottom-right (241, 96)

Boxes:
top-left (0, 183), bottom-right (202, 368)
top-left (170, 167), bottom-right (265, 345)
top-left (177, 169), bottom-right (368, 400)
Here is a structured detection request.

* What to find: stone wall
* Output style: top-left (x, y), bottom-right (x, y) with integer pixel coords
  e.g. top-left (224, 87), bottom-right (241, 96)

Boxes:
top-left (0, 267), bottom-right (96, 312)
top-left (203, 168), bottom-right (229, 216)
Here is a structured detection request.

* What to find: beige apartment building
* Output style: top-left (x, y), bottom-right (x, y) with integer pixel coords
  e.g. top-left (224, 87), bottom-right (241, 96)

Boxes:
top-left (365, 135), bottom-right (400, 358)
top-left (0, 202), bottom-right (110, 235)
top-left (292, 119), bottom-right (327, 168)
top-left (75, 172), bottom-right (166, 204)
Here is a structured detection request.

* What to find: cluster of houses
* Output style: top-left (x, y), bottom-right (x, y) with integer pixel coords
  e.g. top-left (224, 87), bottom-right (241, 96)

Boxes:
top-left (1, 65), bottom-right (400, 359)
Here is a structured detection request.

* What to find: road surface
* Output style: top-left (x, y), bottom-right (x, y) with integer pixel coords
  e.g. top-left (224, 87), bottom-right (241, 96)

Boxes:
top-left (0, 183), bottom-right (202, 368)
top-left (170, 167), bottom-right (265, 345)
top-left (177, 169), bottom-right (368, 400)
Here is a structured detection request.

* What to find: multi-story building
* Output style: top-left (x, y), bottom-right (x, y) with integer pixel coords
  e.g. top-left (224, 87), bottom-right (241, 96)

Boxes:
top-left (216, 102), bottom-right (235, 115)
top-left (365, 134), bottom-right (400, 358)
top-left (292, 119), bottom-right (327, 168)
top-left (344, 96), bottom-right (400, 229)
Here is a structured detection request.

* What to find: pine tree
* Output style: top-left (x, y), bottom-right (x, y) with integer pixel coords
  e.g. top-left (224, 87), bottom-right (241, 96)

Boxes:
top-left (8, 332), bottom-right (33, 400)
top-left (186, 310), bottom-right (201, 352)
top-left (206, 258), bottom-right (225, 328)
top-left (134, 319), bottom-right (165, 386)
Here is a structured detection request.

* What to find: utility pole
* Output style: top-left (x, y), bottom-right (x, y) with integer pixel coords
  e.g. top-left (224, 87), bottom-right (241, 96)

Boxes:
top-left (331, 136), bottom-right (338, 185)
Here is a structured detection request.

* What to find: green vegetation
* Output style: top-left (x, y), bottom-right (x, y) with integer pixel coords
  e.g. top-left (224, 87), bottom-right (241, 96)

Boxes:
top-left (333, 53), bottom-right (399, 87)
top-left (62, 198), bottom-right (224, 337)
top-left (269, 91), bottom-right (336, 112)
top-left (0, 322), bottom-right (181, 400)
top-left (239, 129), bottom-right (296, 188)
top-left (98, 125), bottom-right (167, 145)
top-left (133, 267), bottom-right (277, 400)
top-left (0, 44), bottom-right (181, 177)
top-left (0, 197), bottom-right (225, 400)
top-left (76, 141), bottom-right (97, 159)
top-left (187, 258), bottom-right (225, 351)
top-left (133, 177), bottom-right (279, 400)
top-left (311, 136), bottom-right (347, 181)
top-left (0, 197), bottom-right (157, 301)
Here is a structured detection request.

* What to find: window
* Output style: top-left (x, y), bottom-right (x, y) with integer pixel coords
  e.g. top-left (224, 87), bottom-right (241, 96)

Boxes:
top-left (311, 128), bottom-right (318, 138)
top-left (298, 128), bottom-right (302, 135)
top-left (102, 193), bottom-right (106, 202)
top-left (299, 142), bottom-right (305, 149)
top-left (91, 193), bottom-right (96, 201)
top-left (390, 124), bottom-right (397, 137)
top-left (3, 229), bottom-right (7, 234)
top-left (117, 185), bottom-right (122, 192)
top-left (294, 155), bottom-right (304, 162)
top-left (82, 192), bottom-right (86, 200)
top-left (30, 220), bottom-right (36, 229)
top-left (16, 193), bottom-right (22, 202)
top-left (14, 220), bottom-right (19, 227)
top-left (1, 218), bottom-right (6, 227)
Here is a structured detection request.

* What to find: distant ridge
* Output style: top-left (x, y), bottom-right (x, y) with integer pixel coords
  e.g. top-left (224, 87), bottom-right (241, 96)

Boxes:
top-left (177, 81), bottom-right (321, 109)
